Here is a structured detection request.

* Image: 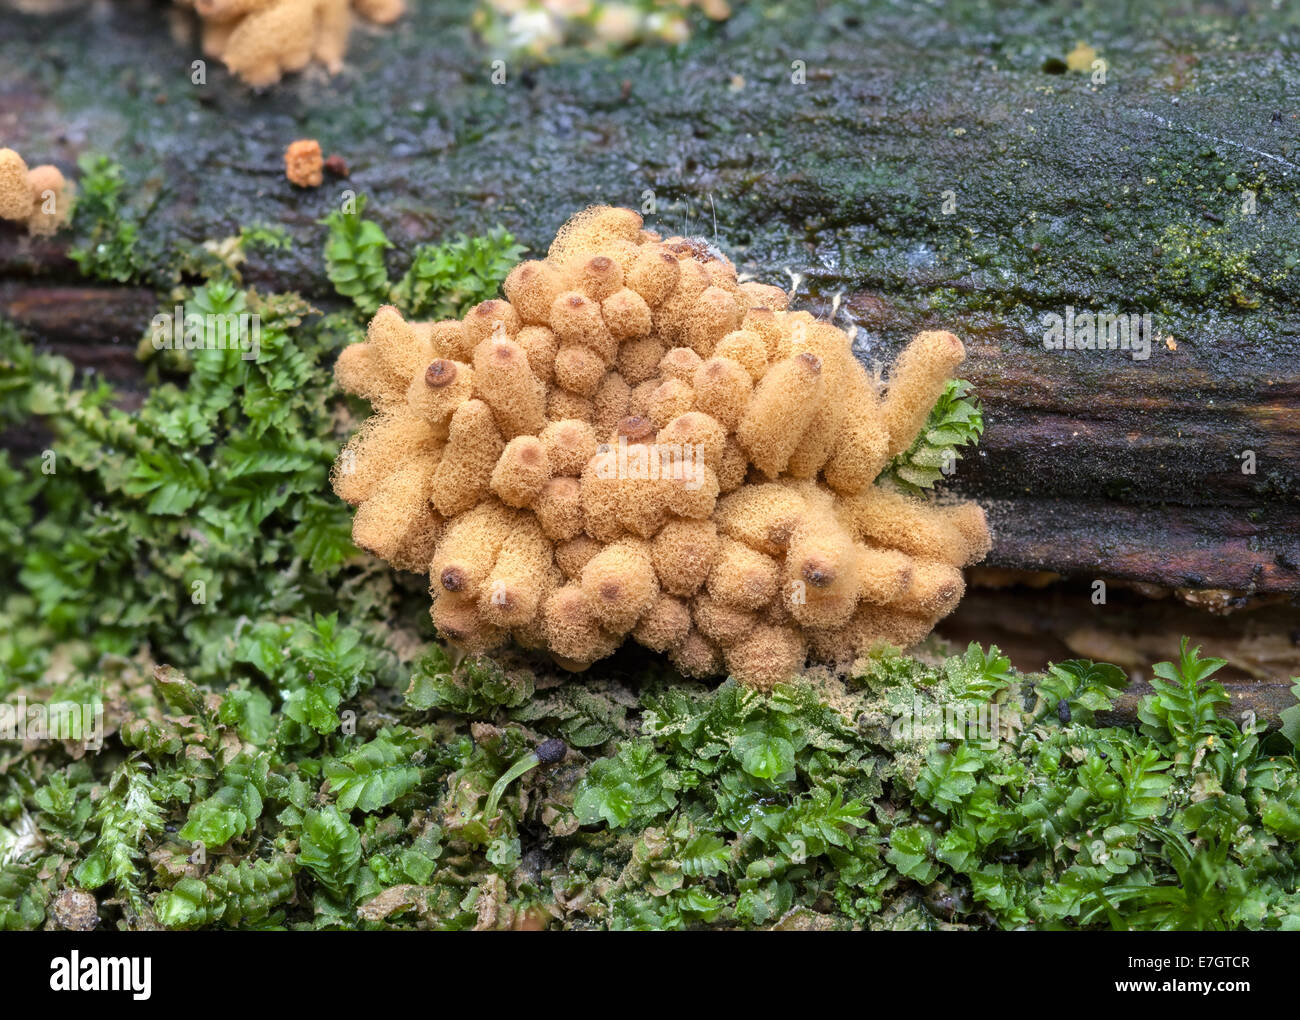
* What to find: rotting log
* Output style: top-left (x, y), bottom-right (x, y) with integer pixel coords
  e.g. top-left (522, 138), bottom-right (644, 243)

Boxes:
top-left (1, 0), bottom-right (1297, 693)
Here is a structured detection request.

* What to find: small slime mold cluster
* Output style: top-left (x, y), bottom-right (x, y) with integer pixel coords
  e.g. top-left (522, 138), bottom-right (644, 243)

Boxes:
top-left (332, 206), bottom-right (990, 690)
top-left (0, 147), bottom-right (73, 237)
top-left (183, 0), bottom-right (404, 86)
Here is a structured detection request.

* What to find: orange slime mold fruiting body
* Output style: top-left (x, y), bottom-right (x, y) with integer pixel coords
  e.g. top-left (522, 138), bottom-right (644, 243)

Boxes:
top-left (332, 206), bottom-right (989, 691)
top-left (184, 0), bottom-right (405, 87)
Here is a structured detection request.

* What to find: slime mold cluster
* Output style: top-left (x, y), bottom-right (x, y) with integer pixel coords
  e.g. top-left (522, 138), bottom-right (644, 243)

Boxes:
top-left (182, 0), bottom-right (404, 87)
top-left (0, 147), bottom-right (73, 237)
top-left (331, 206), bottom-right (990, 690)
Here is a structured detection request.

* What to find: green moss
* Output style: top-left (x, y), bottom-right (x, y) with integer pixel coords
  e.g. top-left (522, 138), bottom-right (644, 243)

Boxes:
top-left (8, 586), bottom-right (1298, 930)
top-left (66, 154), bottom-right (147, 285)
top-left (880, 379), bottom-right (984, 494)
top-left (322, 192), bottom-right (526, 319)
